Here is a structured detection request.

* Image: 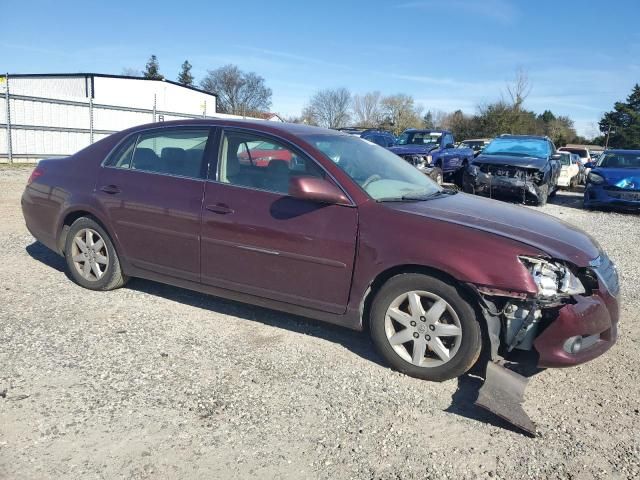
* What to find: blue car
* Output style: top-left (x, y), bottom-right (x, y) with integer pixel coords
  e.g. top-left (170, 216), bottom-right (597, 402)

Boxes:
top-left (584, 149), bottom-right (640, 210)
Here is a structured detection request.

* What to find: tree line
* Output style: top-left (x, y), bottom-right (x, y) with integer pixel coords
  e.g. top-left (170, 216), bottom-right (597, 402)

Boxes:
top-left (124, 55), bottom-right (272, 116)
top-left (126, 55), bottom-right (639, 148)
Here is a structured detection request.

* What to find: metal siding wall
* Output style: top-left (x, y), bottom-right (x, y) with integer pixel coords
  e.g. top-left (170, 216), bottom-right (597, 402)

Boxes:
top-left (10, 77), bottom-right (86, 100)
top-left (1, 75), bottom-right (220, 163)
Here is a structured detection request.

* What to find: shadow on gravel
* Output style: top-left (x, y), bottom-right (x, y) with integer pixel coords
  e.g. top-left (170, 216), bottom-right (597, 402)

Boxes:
top-left (26, 240), bottom-right (539, 434)
top-left (26, 241), bottom-right (67, 273)
top-left (127, 277), bottom-right (388, 368)
top-left (25, 240), bottom-right (386, 369)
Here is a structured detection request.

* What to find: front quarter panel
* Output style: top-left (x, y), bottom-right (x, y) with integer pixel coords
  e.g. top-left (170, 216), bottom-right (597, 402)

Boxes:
top-left (349, 200), bottom-right (543, 311)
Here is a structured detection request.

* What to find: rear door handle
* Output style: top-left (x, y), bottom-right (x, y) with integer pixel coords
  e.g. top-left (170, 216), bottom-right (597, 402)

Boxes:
top-left (206, 203), bottom-right (234, 214)
top-left (100, 184), bottom-right (121, 194)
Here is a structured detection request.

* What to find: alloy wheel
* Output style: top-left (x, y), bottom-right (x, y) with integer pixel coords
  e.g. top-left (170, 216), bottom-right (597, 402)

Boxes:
top-left (384, 290), bottom-right (462, 367)
top-left (71, 228), bottom-right (109, 281)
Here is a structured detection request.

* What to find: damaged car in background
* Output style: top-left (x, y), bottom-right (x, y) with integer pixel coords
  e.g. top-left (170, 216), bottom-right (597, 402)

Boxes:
top-left (584, 149), bottom-right (640, 210)
top-left (22, 120), bottom-right (618, 434)
top-left (463, 135), bottom-right (561, 206)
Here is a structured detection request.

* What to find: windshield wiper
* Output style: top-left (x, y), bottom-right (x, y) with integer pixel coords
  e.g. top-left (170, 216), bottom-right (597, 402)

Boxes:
top-left (377, 189), bottom-right (457, 203)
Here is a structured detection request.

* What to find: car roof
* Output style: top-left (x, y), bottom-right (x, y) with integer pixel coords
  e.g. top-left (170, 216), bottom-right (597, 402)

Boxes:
top-left (498, 134), bottom-right (548, 141)
top-left (403, 129), bottom-right (451, 134)
top-left (604, 149), bottom-right (640, 154)
top-left (122, 118), bottom-right (345, 137)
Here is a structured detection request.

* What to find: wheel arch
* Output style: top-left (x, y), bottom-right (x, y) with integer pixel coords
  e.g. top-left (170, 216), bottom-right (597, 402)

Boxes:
top-left (360, 264), bottom-right (483, 331)
top-left (57, 208), bottom-right (120, 258)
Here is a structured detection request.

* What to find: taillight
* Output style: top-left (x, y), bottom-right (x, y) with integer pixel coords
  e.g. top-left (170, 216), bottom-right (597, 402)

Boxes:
top-left (27, 167), bottom-right (44, 185)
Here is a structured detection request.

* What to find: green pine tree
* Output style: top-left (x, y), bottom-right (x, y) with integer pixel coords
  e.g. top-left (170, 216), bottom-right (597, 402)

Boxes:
top-left (143, 55), bottom-right (164, 80)
top-left (178, 60), bottom-right (194, 86)
top-left (599, 84), bottom-right (640, 149)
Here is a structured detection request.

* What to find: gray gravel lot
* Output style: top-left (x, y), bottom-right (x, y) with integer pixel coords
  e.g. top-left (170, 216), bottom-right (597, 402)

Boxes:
top-left (1, 165), bottom-right (639, 479)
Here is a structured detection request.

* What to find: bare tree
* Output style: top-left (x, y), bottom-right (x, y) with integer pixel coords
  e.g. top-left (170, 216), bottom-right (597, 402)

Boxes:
top-left (121, 67), bottom-right (142, 77)
top-left (380, 94), bottom-right (423, 135)
top-left (430, 110), bottom-right (449, 129)
top-left (200, 64), bottom-right (272, 115)
top-left (303, 88), bottom-right (351, 129)
top-left (351, 91), bottom-right (382, 127)
top-left (505, 67), bottom-right (531, 111)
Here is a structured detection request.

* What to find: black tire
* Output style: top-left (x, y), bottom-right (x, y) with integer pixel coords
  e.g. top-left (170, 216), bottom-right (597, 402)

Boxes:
top-left (536, 184), bottom-right (549, 206)
top-left (462, 170), bottom-right (475, 194)
top-left (64, 217), bottom-right (128, 291)
top-left (369, 273), bottom-right (483, 382)
top-left (454, 161), bottom-right (468, 187)
top-left (430, 167), bottom-right (443, 185)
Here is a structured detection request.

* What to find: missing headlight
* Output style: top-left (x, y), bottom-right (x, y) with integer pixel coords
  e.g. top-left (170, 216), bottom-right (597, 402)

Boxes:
top-left (519, 256), bottom-right (586, 299)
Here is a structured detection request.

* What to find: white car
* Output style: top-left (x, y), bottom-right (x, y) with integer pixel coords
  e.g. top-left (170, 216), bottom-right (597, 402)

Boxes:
top-left (557, 152), bottom-right (582, 188)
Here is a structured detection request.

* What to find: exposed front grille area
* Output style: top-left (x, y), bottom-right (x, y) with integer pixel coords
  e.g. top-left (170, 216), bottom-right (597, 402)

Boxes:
top-left (401, 154), bottom-right (423, 167)
top-left (478, 164), bottom-right (536, 180)
top-left (603, 188), bottom-right (640, 201)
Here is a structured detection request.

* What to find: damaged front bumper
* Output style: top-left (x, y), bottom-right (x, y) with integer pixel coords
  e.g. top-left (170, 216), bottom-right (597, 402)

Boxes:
top-left (584, 183), bottom-right (640, 209)
top-left (465, 166), bottom-right (545, 201)
top-left (470, 255), bottom-right (619, 433)
top-left (534, 289), bottom-right (618, 367)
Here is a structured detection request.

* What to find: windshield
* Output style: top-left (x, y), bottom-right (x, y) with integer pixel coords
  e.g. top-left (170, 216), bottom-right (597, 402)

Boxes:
top-left (396, 131), bottom-right (442, 146)
top-left (303, 134), bottom-right (441, 201)
top-left (482, 138), bottom-right (551, 159)
top-left (598, 152), bottom-right (640, 169)
top-left (559, 152), bottom-right (571, 166)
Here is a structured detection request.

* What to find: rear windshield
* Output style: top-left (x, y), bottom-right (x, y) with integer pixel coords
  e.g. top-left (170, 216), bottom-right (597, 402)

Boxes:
top-left (561, 148), bottom-right (588, 158)
top-left (598, 152), bottom-right (640, 169)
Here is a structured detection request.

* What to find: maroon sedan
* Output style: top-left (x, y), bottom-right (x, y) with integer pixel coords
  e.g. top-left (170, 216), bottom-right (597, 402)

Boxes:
top-left (21, 119), bottom-right (619, 383)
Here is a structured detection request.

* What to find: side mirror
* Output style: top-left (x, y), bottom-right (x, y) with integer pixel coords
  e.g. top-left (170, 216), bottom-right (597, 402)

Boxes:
top-left (551, 153), bottom-right (562, 160)
top-left (288, 176), bottom-right (350, 205)
top-left (584, 162), bottom-right (594, 169)
top-left (445, 143), bottom-right (455, 149)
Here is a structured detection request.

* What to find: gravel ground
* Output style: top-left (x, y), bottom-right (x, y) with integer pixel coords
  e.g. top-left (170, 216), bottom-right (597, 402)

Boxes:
top-left (1, 165), bottom-right (638, 479)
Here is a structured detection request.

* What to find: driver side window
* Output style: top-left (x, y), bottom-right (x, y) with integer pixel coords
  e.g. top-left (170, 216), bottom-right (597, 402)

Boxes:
top-left (217, 131), bottom-right (325, 195)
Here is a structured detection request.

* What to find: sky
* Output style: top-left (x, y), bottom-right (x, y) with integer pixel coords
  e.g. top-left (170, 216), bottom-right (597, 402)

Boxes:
top-left (2, 0), bottom-right (639, 137)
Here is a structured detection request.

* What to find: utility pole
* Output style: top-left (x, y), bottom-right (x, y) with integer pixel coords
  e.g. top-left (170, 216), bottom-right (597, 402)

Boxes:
top-left (604, 124), bottom-right (612, 150)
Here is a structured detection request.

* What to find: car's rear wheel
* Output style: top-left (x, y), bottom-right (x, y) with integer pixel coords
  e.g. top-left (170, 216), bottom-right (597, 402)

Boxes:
top-left (369, 273), bottom-right (482, 382)
top-left (64, 217), bottom-right (128, 291)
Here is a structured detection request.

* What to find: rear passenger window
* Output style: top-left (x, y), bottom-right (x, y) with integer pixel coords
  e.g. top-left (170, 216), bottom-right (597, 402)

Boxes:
top-left (106, 128), bottom-right (210, 178)
top-left (218, 131), bottom-right (325, 194)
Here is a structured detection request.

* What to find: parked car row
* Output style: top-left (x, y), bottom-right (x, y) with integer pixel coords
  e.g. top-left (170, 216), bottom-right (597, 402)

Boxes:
top-left (369, 131), bottom-right (638, 211)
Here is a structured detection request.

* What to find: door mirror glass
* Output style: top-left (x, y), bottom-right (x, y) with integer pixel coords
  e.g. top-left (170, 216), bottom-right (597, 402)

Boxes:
top-left (445, 143), bottom-right (455, 149)
top-left (289, 176), bottom-right (349, 205)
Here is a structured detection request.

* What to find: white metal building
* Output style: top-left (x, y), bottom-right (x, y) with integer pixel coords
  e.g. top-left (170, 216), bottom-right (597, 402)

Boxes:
top-left (0, 73), bottom-right (277, 163)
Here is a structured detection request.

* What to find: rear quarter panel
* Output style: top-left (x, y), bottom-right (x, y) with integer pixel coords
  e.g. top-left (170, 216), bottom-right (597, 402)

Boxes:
top-left (22, 133), bottom-right (126, 254)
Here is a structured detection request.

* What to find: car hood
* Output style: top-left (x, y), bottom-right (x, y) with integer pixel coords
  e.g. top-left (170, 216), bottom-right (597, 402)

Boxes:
top-left (386, 192), bottom-right (600, 266)
top-left (593, 167), bottom-right (640, 190)
top-left (388, 145), bottom-right (437, 155)
top-left (474, 154), bottom-right (548, 170)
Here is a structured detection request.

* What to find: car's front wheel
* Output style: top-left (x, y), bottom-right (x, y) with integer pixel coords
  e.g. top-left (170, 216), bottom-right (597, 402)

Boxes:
top-left (64, 217), bottom-right (128, 291)
top-left (369, 273), bottom-right (482, 382)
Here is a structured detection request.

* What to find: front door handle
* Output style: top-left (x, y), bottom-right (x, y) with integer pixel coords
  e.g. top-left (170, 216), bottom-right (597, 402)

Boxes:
top-left (100, 184), bottom-right (121, 194)
top-left (206, 203), bottom-right (234, 214)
